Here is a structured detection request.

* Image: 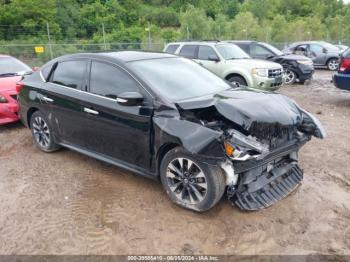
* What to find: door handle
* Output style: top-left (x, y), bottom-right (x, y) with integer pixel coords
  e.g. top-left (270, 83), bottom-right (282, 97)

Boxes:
top-left (84, 107), bottom-right (99, 115)
top-left (42, 96), bottom-right (54, 103)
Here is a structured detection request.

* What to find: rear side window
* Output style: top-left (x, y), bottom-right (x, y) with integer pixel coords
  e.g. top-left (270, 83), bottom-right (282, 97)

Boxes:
top-left (198, 46), bottom-right (218, 60)
top-left (179, 45), bottom-right (197, 59)
top-left (41, 64), bottom-right (53, 80)
top-left (165, 44), bottom-right (179, 54)
top-left (51, 60), bottom-right (86, 89)
top-left (89, 61), bottom-right (139, 99)
top-left (309, 44), bottom-right (323, 53)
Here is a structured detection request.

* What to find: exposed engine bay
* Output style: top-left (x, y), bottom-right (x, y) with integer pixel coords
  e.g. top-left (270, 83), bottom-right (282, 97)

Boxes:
top-left (172, 88), bottom-right (325, 211)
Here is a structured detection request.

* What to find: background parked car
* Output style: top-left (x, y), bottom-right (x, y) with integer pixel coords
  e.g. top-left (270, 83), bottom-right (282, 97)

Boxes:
top-left (228, 40), bottom-right (314, 85)
top-left (335, 44), bottom-right (349, 52)
top-left (164, 41), bottom-right (284, 90)
top-left (0, 55), bottom-right (32, 125)
top-left (333, 48), bottom-right (350, 91)
top-left (283, 41), bottom-right (341, 71)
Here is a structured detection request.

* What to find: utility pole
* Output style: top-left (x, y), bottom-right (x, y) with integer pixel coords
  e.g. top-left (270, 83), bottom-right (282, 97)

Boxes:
top-left (46, 22), bottom-right (53, 59)
top-left (102, 23), bottom-right (107, 50)
top-left (147, 22), bottom-right (151, 50)
top-left (186, 26), bottom-right (190, 40)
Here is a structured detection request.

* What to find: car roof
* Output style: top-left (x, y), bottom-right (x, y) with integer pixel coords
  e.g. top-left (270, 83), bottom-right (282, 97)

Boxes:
top-left (166, 41), bottom-right (226, 46)
top-left (47, 51), bottom-right (176, 65)
top-left (289, 41), bottom-right (330, 46)
top-left (0, 54), bottom-right (11, 58)
top-left (226, 40), bottom-right (257, 44)
top-left (103, 51), bottom-right (175, 62)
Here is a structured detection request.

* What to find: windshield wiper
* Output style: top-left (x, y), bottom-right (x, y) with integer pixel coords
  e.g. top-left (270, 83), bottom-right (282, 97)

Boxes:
top-left (0, 72), bottom-right (17, 77)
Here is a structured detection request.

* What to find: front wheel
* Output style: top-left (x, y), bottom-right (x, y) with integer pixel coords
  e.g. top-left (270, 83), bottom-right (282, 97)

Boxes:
top-left (227, 75), bottom-right (247, 87)
top-left (284, 69), bottom-right (296, 84)
top-left (327, 58), bottom-right (339, 71)
top-left (160, 147), bottom-right (226, 212)
top-left (30, 111), bottom-right (60, 152)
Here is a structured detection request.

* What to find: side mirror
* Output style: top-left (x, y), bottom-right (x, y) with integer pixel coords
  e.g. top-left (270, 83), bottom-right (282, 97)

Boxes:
top-left (208, 55), bottom-right (220, 62)
top-left (323, 48), bottom-right (327, 54)
top-left (116, 91), bottom-right (144, 106)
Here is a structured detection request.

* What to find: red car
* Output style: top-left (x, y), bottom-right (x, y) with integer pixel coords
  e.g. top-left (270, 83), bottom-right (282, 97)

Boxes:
top-left (0, 55), bottom-right (32, 124)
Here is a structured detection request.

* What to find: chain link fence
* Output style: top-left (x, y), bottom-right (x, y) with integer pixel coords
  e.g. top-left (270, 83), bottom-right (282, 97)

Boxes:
top-left (2, 40), bottom-right (349, 67)
top-left (0, 42), bottom-right (166, 66)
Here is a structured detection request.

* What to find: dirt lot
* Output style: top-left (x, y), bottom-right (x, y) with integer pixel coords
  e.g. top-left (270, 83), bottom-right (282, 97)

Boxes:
top-left (0, 70), bottom-right (350, 255)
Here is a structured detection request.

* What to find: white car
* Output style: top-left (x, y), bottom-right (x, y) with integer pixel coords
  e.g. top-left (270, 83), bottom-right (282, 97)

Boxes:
top-left (164, 41), bottom-right (285, 91)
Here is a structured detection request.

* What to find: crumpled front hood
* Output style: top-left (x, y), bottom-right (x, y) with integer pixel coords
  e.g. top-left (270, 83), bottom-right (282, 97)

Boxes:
top-left (277, 54), bottom-right (311, 61)
top-left (177, 88), bottom-right (303, 130)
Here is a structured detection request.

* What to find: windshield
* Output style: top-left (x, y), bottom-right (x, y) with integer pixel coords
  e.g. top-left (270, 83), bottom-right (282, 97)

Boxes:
top-left (129, 57), bottom-right (231, 102)
top-left (321, 42), bottom-right (339, 52)
top-left (0, 57), bottom-right (31, 75)
top-left (216, 44), bottom-right (250, 60)
top-left (261, 43), bottom-right (283, 56)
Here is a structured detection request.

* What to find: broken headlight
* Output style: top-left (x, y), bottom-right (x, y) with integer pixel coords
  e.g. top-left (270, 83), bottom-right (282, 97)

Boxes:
top-left (299, 110), bottom-right (326, 139)
top-left (224, 130), bottom-right (269, 161)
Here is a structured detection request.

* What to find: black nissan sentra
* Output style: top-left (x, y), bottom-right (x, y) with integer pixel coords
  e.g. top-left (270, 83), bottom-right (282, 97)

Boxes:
top-left (18, 51), bottom-right (325, 212)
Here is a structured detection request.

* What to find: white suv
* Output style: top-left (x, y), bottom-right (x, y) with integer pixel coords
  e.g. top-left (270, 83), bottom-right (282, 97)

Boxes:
top-left (164, 41), bottom-right (285, 91)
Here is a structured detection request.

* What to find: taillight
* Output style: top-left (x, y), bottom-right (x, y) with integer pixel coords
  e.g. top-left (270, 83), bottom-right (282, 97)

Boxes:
top-left (339, 58), bottom-right (350, 72)
top-left (16, 81), bottom-right (24, 93)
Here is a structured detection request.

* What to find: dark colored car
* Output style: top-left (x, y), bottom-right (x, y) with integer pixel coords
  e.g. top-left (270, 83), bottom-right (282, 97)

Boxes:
top-left (283, 41), bottom-right (341, 71)
top-left (18, 51), bottom-right (325, 212)
top-left (228, 41), bottom-right (314, 85)
top-left (333, 48), bottom-right (350, 91)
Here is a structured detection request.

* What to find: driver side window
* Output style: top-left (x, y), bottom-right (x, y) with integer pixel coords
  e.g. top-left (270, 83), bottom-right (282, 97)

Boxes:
top-left (89, 61), bottom-right (139, 99)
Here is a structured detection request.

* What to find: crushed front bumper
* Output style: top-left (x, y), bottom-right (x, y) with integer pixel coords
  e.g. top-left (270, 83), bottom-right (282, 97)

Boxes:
top-left (233, 161), bottom-right (303, 210)
top-left (228, 135), bottom-right (309, 211)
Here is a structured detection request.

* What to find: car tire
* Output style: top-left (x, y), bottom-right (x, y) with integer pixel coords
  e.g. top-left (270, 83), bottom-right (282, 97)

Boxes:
top-left (227, 75), bottom-right (247, 87)
top-left (29, 111), bottom-right (60, 152)
top-left (284, 69), bottom-right (296, 84)
top-left (160, 147), bottom-right (226, 212)
top-left (327, 58), bottom-right (339, 71)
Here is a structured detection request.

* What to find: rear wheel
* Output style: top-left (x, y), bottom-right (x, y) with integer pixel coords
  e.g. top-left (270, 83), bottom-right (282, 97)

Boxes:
top-left (160, 147), bottom-right (226, 212)
top-left (327, 58), bottom-right (339, 71)
top-left (30, 111), bottom-right (60, 152)
top-left (227, 75), bottom-right (247, 87)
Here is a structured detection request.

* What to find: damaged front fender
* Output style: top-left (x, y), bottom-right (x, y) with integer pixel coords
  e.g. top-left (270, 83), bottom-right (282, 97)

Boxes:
top-left (153, 116), bottom-right (226, 161)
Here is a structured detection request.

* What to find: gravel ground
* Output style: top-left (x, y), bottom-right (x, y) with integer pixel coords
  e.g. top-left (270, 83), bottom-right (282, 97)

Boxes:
top-left (0, 70), bottom-right (349, 255)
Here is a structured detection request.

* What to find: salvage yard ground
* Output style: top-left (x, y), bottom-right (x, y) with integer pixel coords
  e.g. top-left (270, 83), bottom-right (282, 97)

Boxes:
top-left (0, 70), bottom-right (349, 255)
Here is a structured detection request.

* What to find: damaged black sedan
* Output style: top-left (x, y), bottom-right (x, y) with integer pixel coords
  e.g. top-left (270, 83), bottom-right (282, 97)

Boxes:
top-left (18, 51), bottom-right (325, 212)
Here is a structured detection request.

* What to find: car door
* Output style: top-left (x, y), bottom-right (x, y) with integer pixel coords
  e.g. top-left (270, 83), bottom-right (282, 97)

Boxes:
top-left (309, 44), bottom-right (327, 65)
top-left (193, 45), bottom-right (223, 76)
top-left (44, 59), bottom-right (89, 146)
top-left (79, 60), bottom-right (153, 171)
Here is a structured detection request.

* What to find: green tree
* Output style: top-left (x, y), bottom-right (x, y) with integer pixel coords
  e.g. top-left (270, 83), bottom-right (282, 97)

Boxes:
top-left (179, 5), bottom-right (213, 40)
top-left (230, 12), bottom-right (261, 40)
